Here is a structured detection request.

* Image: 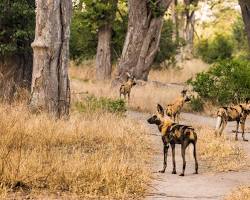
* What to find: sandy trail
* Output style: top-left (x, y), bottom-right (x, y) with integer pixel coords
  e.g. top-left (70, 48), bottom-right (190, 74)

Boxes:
top-left (127, 111), bottom-right (250, 200)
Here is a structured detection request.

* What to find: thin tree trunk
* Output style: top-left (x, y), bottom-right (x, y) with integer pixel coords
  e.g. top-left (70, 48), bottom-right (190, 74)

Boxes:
top-left (239, 0), bottom-right (250, 50)
top-left (30, 0), bottom-right (72, 118)
top-left (117, 0), bottom-right (173, 81)
top-left (0, 54), bottom-right (32, 101)
top-left (96, 24), bottom-right (112, 80)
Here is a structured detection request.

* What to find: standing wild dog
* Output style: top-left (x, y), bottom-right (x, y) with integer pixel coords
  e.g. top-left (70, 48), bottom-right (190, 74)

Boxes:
top-left (215, 98), bottom-right (250, 141)
top-left (147, 104), bottom-right (198, 176)
top-left (165, 90), bottom-right (191, 122)
top-left (119, 73), bottom-right (136, 101)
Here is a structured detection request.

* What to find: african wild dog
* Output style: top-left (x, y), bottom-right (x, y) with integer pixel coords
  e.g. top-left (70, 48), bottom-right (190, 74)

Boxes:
top-left (215, 98), bottom-right (250, 141)
top-left (147, 104), bottom-right (198, 176)
top-left (119, 73), bottom-right (136, 101)
top-left (165, 89), bottom-right (191, 122)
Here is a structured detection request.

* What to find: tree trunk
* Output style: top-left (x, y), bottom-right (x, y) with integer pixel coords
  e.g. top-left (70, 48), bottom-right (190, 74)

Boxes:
top-left (0, 54), bottom-right (32, 102)
top-left (239, 0), bottom-right (250, 50)
top-left (96, 24), bottom-right (112, 80)
top-left (183, 10), bottom-right (195, 57)
top-left (117, 0), bottom-right (173, 81)
top-left (30, 0), bottom-right (72, 118)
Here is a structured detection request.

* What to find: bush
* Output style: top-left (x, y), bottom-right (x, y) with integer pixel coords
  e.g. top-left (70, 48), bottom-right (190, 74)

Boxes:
top-left (196, 34), bottom-right (233, 63)
top-left (74, 95), bottom-right (126, 113)
top-left (190, 97), bottom-right (204, 112)
top-left (188, 59), bottom-right (250, 105)
top-left (154, 19), bottom-right (178, 67)
top-left (232, 16), bottom-right (248, 52)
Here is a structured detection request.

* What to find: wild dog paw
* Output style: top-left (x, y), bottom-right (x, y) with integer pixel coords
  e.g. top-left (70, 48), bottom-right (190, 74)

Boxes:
top-left (159, 170), bottom-right (165, 173)
top-left (179, 173), bottom-right (184, 176)
top-left (172, 171), bottom-right (177, 174)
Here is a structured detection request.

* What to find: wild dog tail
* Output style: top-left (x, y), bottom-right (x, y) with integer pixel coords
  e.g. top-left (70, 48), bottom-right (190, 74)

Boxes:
top-left (215, 116), bottom-right (222, 130)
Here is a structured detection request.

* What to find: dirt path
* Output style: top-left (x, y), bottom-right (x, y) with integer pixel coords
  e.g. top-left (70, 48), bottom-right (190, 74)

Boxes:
top-left (127, 111), bottom-right (250, 200)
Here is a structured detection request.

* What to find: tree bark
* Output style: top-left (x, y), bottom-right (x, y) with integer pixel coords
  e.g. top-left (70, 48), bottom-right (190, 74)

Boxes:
top-left (239, 0), bottom-right (250, 50)
top-left (0, 54), bottom-right (32, 102)
top-left (96, 0), bottom-right (118, 81)
top-left (96, 24), bottom-right (112, 80)
top-left (30, 0), bottom-right (72, 118)
top-left (117, 0), bottom-right (173, 81)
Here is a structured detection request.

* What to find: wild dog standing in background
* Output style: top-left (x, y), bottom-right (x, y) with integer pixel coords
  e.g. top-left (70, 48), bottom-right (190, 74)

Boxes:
top-left (165, 89), bottom-right (191, 123)
top-left (215, 98), bottom-right (250, 141)
top-left (147, 104), bottom-right (198, 176)
top-left (119, 73), bottom-right (136, 101)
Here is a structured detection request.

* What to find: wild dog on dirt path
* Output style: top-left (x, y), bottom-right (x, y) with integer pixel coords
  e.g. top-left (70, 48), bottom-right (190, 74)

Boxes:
top-left (147, 104), bottom-right (198, 176)
top-left (215, 99), bottom-right (250, 141)
top-left (119, 73), bottom-right (136, 101)
top-left (165, 90), bottom-right (191, 123)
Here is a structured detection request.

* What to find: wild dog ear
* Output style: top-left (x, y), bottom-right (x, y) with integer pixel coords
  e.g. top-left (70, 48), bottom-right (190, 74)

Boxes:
top-left (157, 104), bottom-right (164, 116)
top-left (246, 97), bottom-right (250, 104)
top-left (126, 72), bottom-right (131, 78)
top-left (181, 89), bottom-right (187, 96)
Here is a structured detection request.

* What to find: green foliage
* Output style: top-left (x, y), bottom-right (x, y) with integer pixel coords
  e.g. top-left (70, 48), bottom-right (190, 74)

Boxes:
top-left (70, 0), bottom-right (126, 62)
top-left (196, 34), bottom-right (233, 63)
top-left (188, 59), bottom-right (250, 105)
top-left (232, 16), bottom-right (248, 51)
top-left (148, 0), bottom-right (165, 17)
top-left (82, 0), bottom-right (118, 29)
top-left (70, 11), bottom-right (97, 62)
top-left (190, 97), bottom-right (204, 112)
top-left (154, 19), bottom-right (178, 66)
top-left (0, 0), bottom-right (35, 56)
top-left (75, 95), bottom-right (126, 114)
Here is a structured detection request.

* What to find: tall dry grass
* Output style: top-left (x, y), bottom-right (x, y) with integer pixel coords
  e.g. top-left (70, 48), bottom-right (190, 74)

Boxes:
top-left (69, 59), bottom-right (209, 114)
top-left (224, 186), bottom-right (250, 200)
top-left (148, 59), bottom-right (209, 83)
top-left (197, 126), bottom-right (247, 172)
top-left (0, 103), bottom-right (152, 199)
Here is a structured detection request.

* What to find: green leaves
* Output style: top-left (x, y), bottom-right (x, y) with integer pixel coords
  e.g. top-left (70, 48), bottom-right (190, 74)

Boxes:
top-left (0, 0), bottom-right (35, 56)
top-left (196, 34), bottom-right (233, 63)
top-left (188, 59), bottom-right (250, 105)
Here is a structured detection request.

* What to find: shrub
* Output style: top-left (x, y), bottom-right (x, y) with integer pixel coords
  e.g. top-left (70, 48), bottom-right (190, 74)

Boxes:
top-left (154, 19), bottom-right (178, 67)
top-left (190, 97), bottom-right (204, 112)
top-left (188, 59), bottom-right (250, 105)
top-left (74, 95), bottom-right (126, 113)
top-left (196, 34), bottom-right (233, 63)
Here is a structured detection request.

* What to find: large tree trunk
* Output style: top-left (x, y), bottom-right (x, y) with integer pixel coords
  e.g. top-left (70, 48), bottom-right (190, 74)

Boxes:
top-left (239, 0), bottom-right (250, 50)
top-left (117, 0), bottom-right (173, 81)
top-left (0, 54), bottom-right (32, 101)
top-left (183, 10), bottom-right (195, 58)
top-left (96, 24), bottom-right (112, 80)
top-left (30, 0), bottom-right (72, 118)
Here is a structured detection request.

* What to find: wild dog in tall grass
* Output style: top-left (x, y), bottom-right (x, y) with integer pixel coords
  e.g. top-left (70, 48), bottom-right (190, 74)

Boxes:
top-left (215, 98), bottom-right (250, 141)
top-left (119, 73), bottom-right (136, 101)
top-left (147, 104), bottom-right (198, 176)
top-left (165, 90), bottom-right (191, 122)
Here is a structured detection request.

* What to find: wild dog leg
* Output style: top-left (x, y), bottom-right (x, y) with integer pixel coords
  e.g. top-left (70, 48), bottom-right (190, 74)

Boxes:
top-left (193, 141), bottom-right (198, 174)
top-left (171, 143), bottom-right (176, 174)
top-left (240, 121), bottom-right (248, 141)
top-left (159, 136), bottom-right (169, 173)
top-left (180, 140), bottom-right (189, 176)
top-left (128, 92), bottom-right (130, 102)
top-left (235, 121), bottom-right (240, 141)
top-left (218, 120), bottom-right (227, 136)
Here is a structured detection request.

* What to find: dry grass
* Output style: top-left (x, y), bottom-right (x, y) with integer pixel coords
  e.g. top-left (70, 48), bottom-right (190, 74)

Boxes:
top-left (197, 126), bottom-right (247, 172)
top-left (69, 59), bottom-right (210, 114)
top-left (71, 79), bottom-right (184, 113)
top-left (224, 186), bottom-right (250, 200)
top-left (148, 59), bottom-right (209, 84)
top-left (0, 103), bottom-right (152, 199)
